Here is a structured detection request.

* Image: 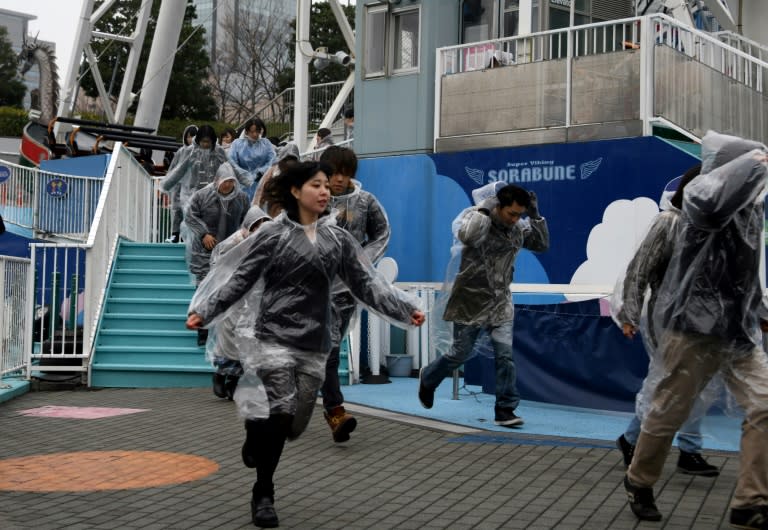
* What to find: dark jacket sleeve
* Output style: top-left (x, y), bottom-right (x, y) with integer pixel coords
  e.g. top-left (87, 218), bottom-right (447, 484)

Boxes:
top-left (522, 217), bottom-right (549, 252)
top-left (362, 196), bottom-right (390, 264)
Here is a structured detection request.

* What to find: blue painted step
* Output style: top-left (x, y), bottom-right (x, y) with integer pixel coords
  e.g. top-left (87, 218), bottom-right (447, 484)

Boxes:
top-left (90, 240), bottom-right (211, 389)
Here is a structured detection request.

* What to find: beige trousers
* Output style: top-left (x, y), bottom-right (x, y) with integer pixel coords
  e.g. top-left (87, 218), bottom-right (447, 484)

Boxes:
top-left (627, 331), bottom-right (768, 508)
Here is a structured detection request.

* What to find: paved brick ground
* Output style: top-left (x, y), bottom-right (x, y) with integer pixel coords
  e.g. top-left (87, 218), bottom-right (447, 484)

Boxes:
top-left (0, 388), bottom-right (739, 529)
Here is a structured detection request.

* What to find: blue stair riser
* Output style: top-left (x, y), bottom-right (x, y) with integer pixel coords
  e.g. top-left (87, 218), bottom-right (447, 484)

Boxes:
top-left (106, 299), bottom-right (190, 314)
top-left (100, 314), bottom-right (188, 331)
top-left (119, 244), bottom-right (187, 257)
top-left (116, 256), bottom-right (187, 271)
top-left (109, 284), bottom-right (196, 299)
top-left (90, 369), bottom-right (213, 389)
top-left (97, 331), bottom-right (198, 348)
top-left (112, 270), bottom-right (192, 285)
top-left (93, 351), bottom-right (207, 366)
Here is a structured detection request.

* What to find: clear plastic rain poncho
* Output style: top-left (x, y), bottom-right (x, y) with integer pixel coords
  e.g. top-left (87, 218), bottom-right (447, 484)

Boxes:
top-left (228, 136), bottom-right (276, 187)
top-left (431, 182), bottom-right (549, 356)
top-left (204, 206), bottom-right (271, 370)
top-left (188, 211), bottom-right (422, 424)
top-left (643, 131), bottom-right (768, 435)
top-left (182, 163), bottom-right (250, 283)
top-left (609, 201), bottom-right (724, 430)
top-left (328, 179), bottom-right (392, 341)
top-left (160, 141), bottom-right (229, 209)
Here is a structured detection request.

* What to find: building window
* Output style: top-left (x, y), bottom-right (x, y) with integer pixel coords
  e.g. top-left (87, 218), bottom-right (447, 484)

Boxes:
top-left (393, 8), bottom-right (419, 72)
top-left (364, 4), bottom-right (420, 78)
top-left (365, 5), bottom-right (388, 77)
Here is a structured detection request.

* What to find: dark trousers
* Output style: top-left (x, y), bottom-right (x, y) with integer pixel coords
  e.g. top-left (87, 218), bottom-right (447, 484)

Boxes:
top-left (245, 414), bottom-right (292, 498)
top-left (321, 300), bottom-right (356, 411)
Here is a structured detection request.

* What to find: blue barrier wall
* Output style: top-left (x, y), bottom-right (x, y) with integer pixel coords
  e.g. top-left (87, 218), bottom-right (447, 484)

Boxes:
top-left (358, 136), bottom-right (699, 284)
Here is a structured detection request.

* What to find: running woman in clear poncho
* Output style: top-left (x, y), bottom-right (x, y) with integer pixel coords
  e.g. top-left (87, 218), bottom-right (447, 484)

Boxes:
top-left (207, 206), bottom-right (271, 400)
top-left (622, 132), bottom-right (768, 529)
top-left (186, 161), bottom-right (425, 528)
top-left (612, 164), bottom-right (719, 477)
top-left (164, 124), bottom-right (197, 243)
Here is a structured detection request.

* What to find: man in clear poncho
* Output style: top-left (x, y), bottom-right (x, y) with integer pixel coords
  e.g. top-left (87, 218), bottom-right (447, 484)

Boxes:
top-left (623, 131), bottom-right (768, 529)
top-left (161, 125), bottom-right (234, 232)
top-left (317, 145), bottom-right (391, 443)
top-left (612, 164), bottom-right (720, 477)
top-left (207, 206), bottom-right (271, 399)
top-left (418, 183), bottom-right (549, 427)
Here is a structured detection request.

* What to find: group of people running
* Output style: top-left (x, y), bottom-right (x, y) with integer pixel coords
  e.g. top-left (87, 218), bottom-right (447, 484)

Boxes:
top-left (162, 123), bottom-right (768, 530)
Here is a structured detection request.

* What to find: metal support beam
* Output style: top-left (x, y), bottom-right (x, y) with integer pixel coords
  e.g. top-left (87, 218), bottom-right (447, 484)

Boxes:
top-left (294, 0), bottom-right (312, 152)
top-left (114, 0), bottom-right (152, 124)
top-left (133, 0), bottom-right (186, 131)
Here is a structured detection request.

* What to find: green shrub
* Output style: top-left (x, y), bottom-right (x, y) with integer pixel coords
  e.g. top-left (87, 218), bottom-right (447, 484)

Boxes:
top-left (0, 107), bottom-right (30, 137)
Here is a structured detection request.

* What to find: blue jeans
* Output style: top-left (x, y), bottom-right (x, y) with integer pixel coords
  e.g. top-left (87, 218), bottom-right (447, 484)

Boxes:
top-left (624, 414), bottom-right (703, 453)
top-left (421, 322), bottom-right (520, 410)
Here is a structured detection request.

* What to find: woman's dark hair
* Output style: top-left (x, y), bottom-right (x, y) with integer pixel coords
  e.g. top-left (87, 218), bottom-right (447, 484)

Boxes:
top-left (243, 117), bottom-right (267, 138)
top-left (221, 128), bottom-right (236, 142)
top-left (195, 125), bottom-right (217, 148)
top-left (496, 184), bottom-right (531, 208)
top-left (275, 161), bottom-right (333, 221)
top-left (320, 145), bottom-right (358, 177)
top-left (317, 127), bottom-right (332, 139)
top-left (182, 124), bottom-right (198, 145)
top-left (669, 164), bottom-right (701, 209)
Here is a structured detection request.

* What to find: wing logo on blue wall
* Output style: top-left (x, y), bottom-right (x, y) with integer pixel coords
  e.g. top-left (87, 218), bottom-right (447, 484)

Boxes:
top-left (468, 157), bottom-right (605, 184)
top-left (465, 166), bottom-right (484, 185)
top-left (580, 158), bottom-right (603, 180)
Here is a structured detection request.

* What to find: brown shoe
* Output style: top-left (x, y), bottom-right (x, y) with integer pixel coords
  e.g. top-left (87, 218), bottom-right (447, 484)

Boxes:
top-left (324, 405), bottom-right (357, 443)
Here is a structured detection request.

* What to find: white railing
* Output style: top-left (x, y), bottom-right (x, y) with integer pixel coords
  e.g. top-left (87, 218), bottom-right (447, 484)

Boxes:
top-left (0, 159), bottom-right (105, 240)
top-left (714, 30), bottom-right (768, 65)
top-left (24, 144), bottom-right (157, 380)
top-left (1, 256), bottom-right (31, 377)
top-left (435, 14), bottom-right (768, 146)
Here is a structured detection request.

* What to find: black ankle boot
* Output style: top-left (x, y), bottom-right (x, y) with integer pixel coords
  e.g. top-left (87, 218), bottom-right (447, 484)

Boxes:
top-left (212, 373), bottom-right (227, 398)
top-left (251, 494), bottom-right (278, 527)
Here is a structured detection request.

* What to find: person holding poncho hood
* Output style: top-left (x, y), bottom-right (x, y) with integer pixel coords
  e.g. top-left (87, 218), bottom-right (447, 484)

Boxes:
top-left (207, 206), bottom-right (271, 400)
top-left (183, 163), bottom-right (249, 350)
top-left (622, 131), bottom-right (768, 529)
top-left (184, 162), bottom-right (250, 285)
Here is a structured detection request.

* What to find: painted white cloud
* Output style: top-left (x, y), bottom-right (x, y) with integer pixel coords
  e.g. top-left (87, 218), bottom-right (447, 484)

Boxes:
top-left (567, 197), bottom-right (660, 301)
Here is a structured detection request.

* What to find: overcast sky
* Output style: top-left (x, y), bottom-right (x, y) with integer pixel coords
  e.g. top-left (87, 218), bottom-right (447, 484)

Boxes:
top-left (3, 1), bottom-right (85, 81)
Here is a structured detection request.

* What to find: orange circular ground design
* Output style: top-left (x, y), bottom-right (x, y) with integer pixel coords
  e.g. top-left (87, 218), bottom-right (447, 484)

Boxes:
top-left (0, 451), bottom-right (219, 492)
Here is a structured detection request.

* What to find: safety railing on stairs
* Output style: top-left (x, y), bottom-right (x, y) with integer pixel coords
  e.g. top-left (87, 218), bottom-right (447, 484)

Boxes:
top-left (0, 255), bottom-right (31, 378)
top-left (0, 160), bottom-right (104, 240)
top-left (24, 145), bottom-right (158, 381)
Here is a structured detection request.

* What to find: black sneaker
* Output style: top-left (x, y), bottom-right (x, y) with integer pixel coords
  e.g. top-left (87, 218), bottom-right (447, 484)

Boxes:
top-left (677, 451), bottom-right (719, 477)
top-left (616, 434), bottom-right (635, 468)
top-left (418, 368), bottom-right (434, 409)
top-left (494, 406), bottom-right (523, 427)
top-left (624, 475), bottom-right (662, 521)
top-left (251, 495), bottom-right (279, 528)
top-left (730, 506), bottom-right (768, 530)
